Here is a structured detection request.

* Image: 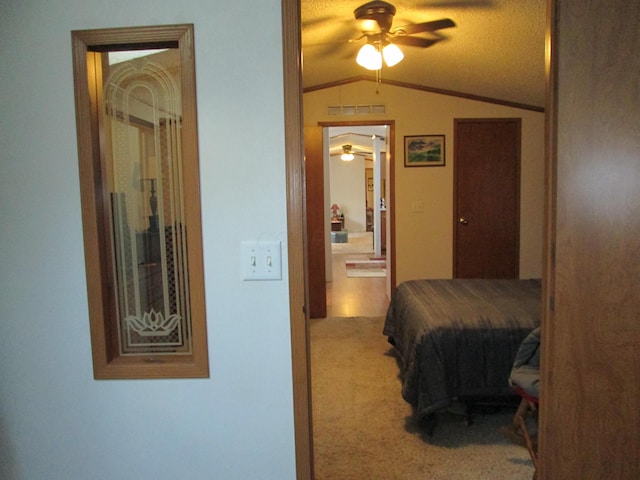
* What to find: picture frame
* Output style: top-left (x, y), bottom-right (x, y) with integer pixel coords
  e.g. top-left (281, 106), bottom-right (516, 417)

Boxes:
top-left (404, 134), bottom-right (446, 167)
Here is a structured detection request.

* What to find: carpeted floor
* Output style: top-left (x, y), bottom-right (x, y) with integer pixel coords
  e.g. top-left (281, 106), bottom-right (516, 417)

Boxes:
top-left (310, 316), bottom-right (535, 480)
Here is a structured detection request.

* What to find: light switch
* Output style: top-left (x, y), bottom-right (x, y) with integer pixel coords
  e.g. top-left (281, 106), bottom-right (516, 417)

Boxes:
top-left (241, 240), bottom-right (282, 281)
top-left (411, 200), bottom-right (425, 212)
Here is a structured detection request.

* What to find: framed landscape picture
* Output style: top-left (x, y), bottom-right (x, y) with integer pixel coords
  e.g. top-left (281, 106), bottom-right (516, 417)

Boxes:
top-left (404, 134), bottom-right (446, 167)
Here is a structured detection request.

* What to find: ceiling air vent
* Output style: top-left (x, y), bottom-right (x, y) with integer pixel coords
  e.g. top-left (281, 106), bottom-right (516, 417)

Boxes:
top-left (327, 104), bottom-right (386, 116)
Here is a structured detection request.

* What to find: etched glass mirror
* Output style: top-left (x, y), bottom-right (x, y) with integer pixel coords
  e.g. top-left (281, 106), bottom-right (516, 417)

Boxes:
top-left (72, 25), bottom-right (208, 378)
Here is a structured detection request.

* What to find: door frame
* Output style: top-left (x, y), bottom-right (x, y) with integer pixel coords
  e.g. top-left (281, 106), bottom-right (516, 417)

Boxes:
top-left (306, 123), bottom-right (394, 320)
top-left (305, 126), bottom-right (328, 319)
top-left (281, 1), bottom-right (313, 477)
top-left (282, 1), bottom-right (552, 478)
top-left (318, 120), bottom-right (396, 296)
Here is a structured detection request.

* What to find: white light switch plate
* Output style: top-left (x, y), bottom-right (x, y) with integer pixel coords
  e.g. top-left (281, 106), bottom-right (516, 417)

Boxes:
top-left (241, 240), bottom-right (282, 281)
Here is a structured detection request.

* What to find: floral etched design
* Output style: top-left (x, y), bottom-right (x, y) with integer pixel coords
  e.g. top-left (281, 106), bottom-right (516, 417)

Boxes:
top-left (126, 309), bottom-right (181, 336)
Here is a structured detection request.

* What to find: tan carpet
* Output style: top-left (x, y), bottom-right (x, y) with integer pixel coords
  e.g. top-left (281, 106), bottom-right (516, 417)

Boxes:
top-left (310, 316), bottom-right (535, 480)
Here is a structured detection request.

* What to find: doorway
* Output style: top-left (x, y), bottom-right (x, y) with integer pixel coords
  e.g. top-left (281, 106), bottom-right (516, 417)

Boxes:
top-left (284, 2), bottom-right (548, 478)
top-left (326, 125), bottom-right (391, 317)
top-left (306, 121), bottom-right (395, 319)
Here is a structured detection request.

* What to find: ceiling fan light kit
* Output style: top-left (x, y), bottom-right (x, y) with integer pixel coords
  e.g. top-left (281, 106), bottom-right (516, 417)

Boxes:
top-left (356, 43), bottom-right (383, 70)
top-left (381, 42), bottom-right (404, 67)
top-left (356, 42), bottom-right (404, 70)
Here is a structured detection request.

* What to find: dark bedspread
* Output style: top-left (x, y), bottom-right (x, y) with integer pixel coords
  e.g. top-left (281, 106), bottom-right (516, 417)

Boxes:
top-left (383, 278), bottom-right (541, 419)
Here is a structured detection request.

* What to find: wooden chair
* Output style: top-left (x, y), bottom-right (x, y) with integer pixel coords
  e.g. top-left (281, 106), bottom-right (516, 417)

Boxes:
top-left (505, 327), bottom-right (541, 478)
top-left (512, 385), bottom-right (539, 476)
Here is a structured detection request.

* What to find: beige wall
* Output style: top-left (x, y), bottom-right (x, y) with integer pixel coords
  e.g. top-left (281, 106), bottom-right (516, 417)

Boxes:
top-left (304, 81), bottom-right (545, 284)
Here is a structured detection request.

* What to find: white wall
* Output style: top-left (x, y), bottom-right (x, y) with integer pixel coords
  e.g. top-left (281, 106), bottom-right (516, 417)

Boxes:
top-left (329, 154), bottom-right (367, 232)
top-left (0, 2), bottom-right (295, 479)
top-left (304, 82), bottom-right (545, 283)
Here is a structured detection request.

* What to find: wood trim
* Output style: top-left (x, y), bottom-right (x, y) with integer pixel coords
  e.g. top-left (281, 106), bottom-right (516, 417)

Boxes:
top-left (72, 24), bottom-right (189, 46)
top-left (538, 1), bottom-right (558, 478)
top-left (387, 124), bottom-right (396, 295)
top-left (540, 0), bottom-right (640, 477)
top-left (304, 76), bottom-right (545, 113)
top-left (71, 24), bottom-right (209, 379)
top-left (304, 126), bottom-right (327, 319)
top-left (282, 1), bottom-right (314, 478)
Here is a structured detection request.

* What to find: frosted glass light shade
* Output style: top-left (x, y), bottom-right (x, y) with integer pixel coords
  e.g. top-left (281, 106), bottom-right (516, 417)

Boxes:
top-left (341, 144), bottom-right (355, 161)
top-left (356, 44), bottom-right (382, 70)
top-left (382, 43), bottom-right (404, 67)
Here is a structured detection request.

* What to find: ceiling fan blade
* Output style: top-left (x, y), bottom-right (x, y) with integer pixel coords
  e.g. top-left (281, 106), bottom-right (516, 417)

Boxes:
top-left (396, 18), bottom-right (456, 35)
top-left (392, 36), bottom-right (441, 48)
top-left (302, 40), bottom-right (351, 49)
top-left (302, 15), bottom-right (338, 29)
top-left (303, 40), bottom-right (357, 59)
top-left (416, 1), bottom-right (493, 8)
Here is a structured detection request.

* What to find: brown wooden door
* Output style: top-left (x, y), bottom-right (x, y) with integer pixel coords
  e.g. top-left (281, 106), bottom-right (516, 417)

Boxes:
top-left (540, 1), bottom-right (640, 478)
top-left (454, 118), bottom-right (521, 278)
top-left (304, 126), bottom-right (326, 318)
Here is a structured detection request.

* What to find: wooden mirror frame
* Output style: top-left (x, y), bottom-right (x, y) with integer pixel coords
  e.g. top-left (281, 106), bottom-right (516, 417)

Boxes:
top-left (71, 24), bottom-right (208, 379)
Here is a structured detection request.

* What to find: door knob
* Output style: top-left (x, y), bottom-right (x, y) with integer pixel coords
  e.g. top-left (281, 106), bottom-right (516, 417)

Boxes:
top-left (459, 217), bottom-right (469, 225)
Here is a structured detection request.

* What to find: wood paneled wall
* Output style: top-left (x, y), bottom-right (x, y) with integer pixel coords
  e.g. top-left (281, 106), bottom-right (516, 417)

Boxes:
top-left (540, 0), bottom-right (640, 478)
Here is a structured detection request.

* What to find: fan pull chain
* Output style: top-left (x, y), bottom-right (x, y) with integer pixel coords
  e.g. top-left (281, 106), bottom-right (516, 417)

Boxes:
top-left (375, 42), bottom-right (381, 95)
top-left (375, 43), bottom-right (382, 94)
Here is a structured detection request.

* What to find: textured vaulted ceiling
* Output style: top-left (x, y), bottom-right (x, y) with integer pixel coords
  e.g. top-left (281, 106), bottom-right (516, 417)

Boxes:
top-left (301, 0), bottom-right (547, 109)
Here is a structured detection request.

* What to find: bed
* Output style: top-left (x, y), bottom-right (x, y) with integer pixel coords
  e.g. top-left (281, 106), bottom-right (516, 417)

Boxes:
top-left (383, 278), bottom-right (542, 422)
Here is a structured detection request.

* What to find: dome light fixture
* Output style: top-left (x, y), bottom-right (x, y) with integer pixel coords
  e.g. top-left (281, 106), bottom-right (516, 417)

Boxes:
top-left (340, 145), bottom-right (355, 161)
